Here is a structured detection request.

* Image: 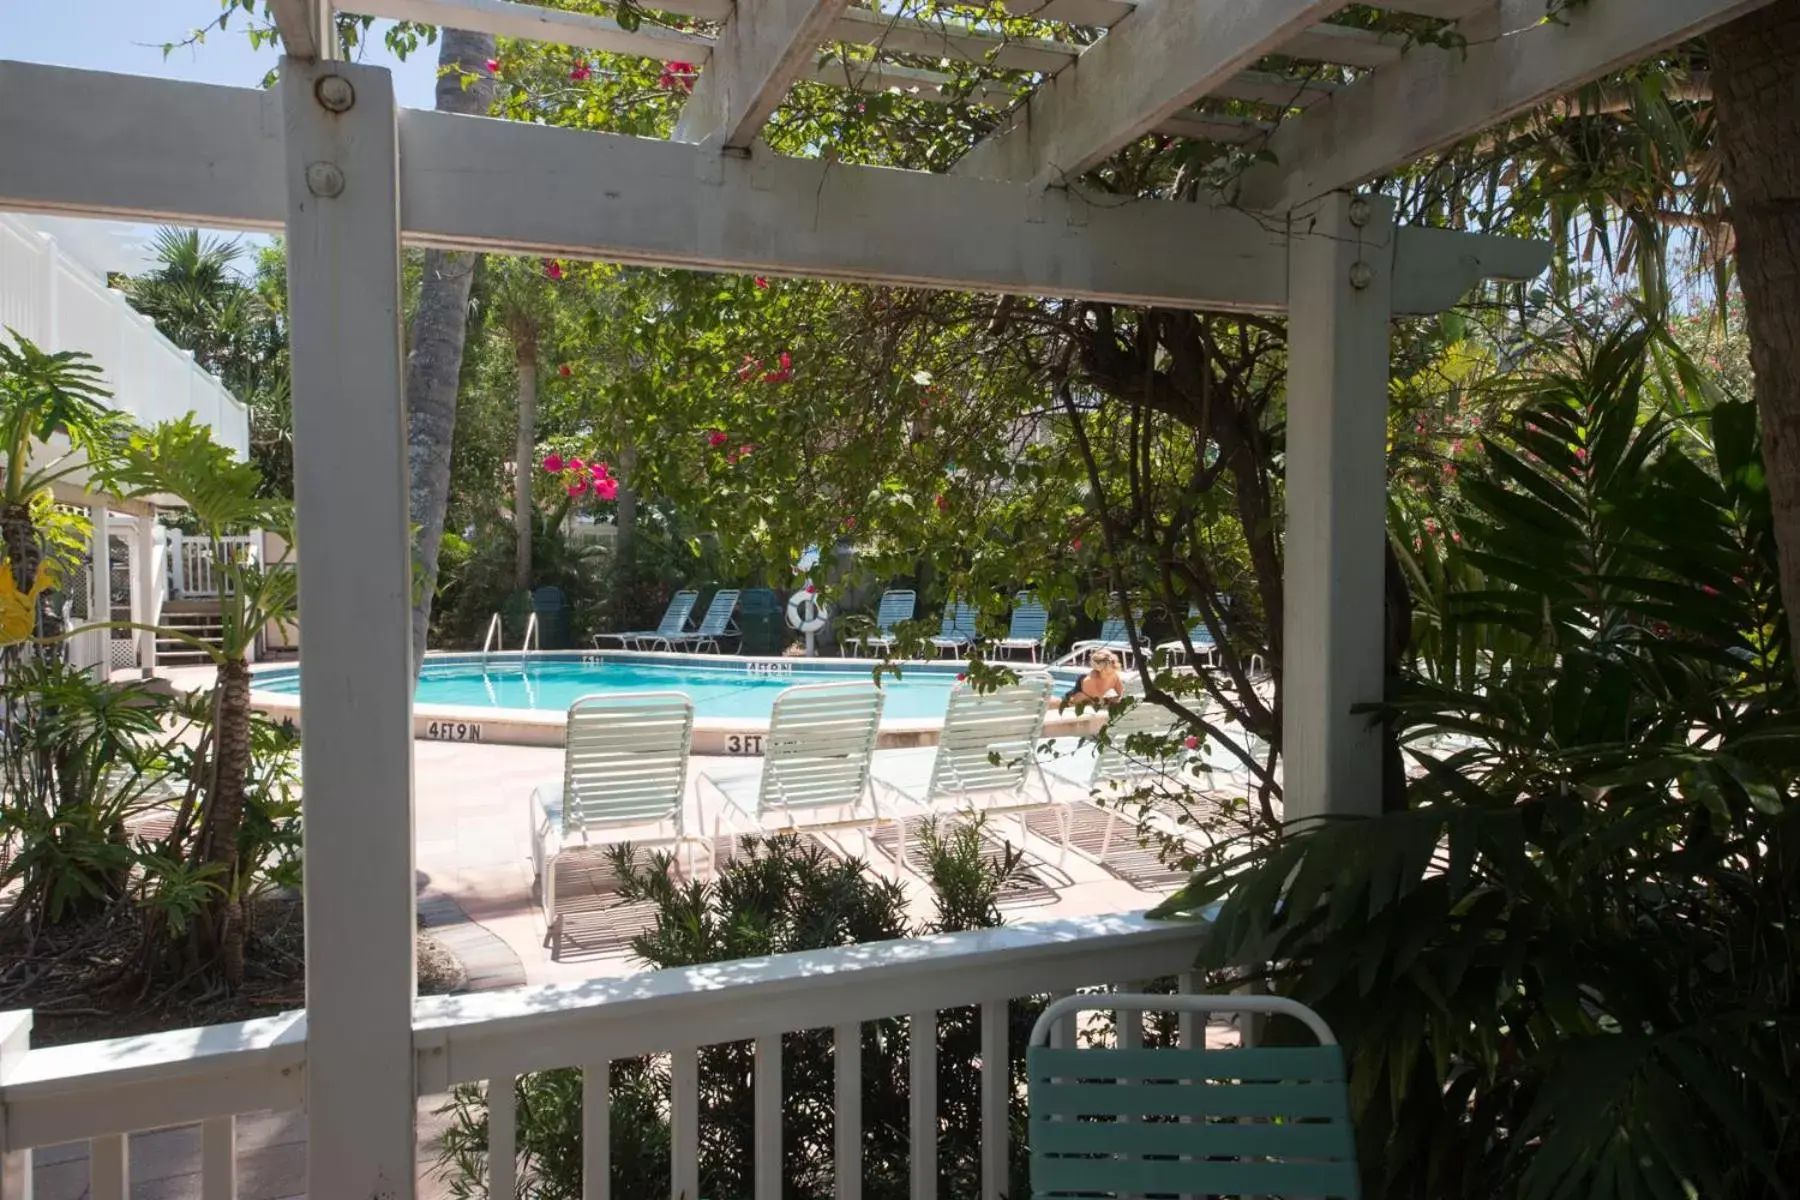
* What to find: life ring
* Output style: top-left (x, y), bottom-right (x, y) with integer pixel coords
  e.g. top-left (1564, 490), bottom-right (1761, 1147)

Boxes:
top-left (786, 586), bottom-right (830, 633)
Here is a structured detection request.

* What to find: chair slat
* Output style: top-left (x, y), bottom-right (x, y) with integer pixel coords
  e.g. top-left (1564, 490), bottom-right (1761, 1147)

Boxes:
top-left (1033, 1155), bottom-right (1360, 1198)
top-left (1032, 1078), bottom-right (1350, 1121)
top-left (1029, 1114), bottom-right (1356, 1158)
top-left (1032, 1045), bottom-right (1345, 1082)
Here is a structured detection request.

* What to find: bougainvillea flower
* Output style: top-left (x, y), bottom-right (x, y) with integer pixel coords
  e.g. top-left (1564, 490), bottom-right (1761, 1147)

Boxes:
top-left (567, 478), bottom-right (588, 497)
top-left (595, 478), bottom-right (619, 501)
top-left (485, 58), bottom-right (501, 73)
top-left (1071, 537), bottom-right (1082, 550)
top-left (569, 61), bottom-right (591, 81)
top-left (841, 517), bottom-right (855, 530)
top-left (659, 61), bottom-right (697, 93)
top-left (935, 494), bottom-right (948, 511)
top-left (708, 429), bottom-right (729, 447)
top-left (559, 364), bottom-right (572, 377)
top-left (542, 453), bottom-right (564, 473)
top-left (804, 584), bottom-right (816, 594)
top-left (737, 445), bottom-right (754, 458)
top-left (738, 355), bottom-right (762, 382)
top-left (956, 672), bottom-right (967, 682)
top-left (544, 259), bottom-right (563, 281)
top-left (569, 457), bottom-right (585, 473)
top-left (754, 276), bottom-right (769, 289)
top-left (590, 462), bottom-right (608, 478)
top-left (1183, 735), bottom-right (1200, 750)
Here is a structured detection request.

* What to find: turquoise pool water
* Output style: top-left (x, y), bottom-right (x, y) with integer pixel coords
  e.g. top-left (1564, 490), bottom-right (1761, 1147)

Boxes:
top-left (252, 656), bottom-right (970, 721)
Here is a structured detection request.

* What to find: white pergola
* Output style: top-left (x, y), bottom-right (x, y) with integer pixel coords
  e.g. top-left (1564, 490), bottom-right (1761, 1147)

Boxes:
top-left (0, 1), bottom-right (1763, 1195)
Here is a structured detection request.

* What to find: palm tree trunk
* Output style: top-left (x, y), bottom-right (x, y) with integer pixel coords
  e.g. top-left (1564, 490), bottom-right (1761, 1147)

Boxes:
top-left (199, 656), bottom-right (253, 984)
top-left (615, 443), bottom-right (638, 570)
top-left (407, 28), bottom-right (497, 672)
top-left (1711, 2), bottom-right (1800, 689)
top-left (514, 336), bottom-right (537, 592)
top-left (2, 502), bottom-right (40, 594)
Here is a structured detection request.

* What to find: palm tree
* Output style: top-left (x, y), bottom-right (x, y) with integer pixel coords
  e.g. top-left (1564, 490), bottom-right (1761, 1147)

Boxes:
top-left (0, 335), bottom-right (130, 593)
top-left (485, 257), bottom-right (559, 592)
top-left (113, 416), bottom-right (295, 985)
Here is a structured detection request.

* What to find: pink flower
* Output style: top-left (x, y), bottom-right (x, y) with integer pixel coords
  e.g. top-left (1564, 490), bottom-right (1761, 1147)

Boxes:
top-left (485, 58), bottom-right (501, 74)
top-left (559, 364), bottom-right (572, 377)
top-left (542, 453), bottom-right (564, 473)
top-left (708, 429), bottom-right (729, 447)
top-left (569, 61), bottom-right (591, 81)
top-left (569, 457), bottom-right (585, 472)
top-left (544, 259), bottom-right (563, 281)
top-left (594, 477), bottom-right (619, 501)
top-left (737, 444), bottom-right (754, 458)
top-left (567, 478), bottom-right (589, 497)
top-left (1702, 584), bottom-right (1720, 596)
top-left (754, 276), bottom-right (769, 289)
top-left (1575, 446), bottom-right (1588, 462)
top-left (659, 61), bottom-right (697, 93)
top-left (778, 351), bottom-right (792, 370)
top-left (956, 672), bottom-right (968, 682)
top-left (841, 517), bottom-right (856, 530)
top-left (1183, 736), bottom-right (1199, 750)
top-left (1071, 537), bottom-right (1082, 550)
top-left (805, 584), bottom-right (816, 594)
top-left (590, 462), bottom-right (608, 479)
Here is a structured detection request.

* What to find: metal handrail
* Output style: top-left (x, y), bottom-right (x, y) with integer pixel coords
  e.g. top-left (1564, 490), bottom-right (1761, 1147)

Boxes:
top-left (522, 611), bottom-right (540, 655)
top-left (481, 612), bottom-right (503, 659)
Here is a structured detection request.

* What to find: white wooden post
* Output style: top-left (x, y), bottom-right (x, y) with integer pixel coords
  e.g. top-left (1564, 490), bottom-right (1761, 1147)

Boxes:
top-left (137, 514), bottom-right (160, 676)
top-left (0, 1010), bottom-right (31, 1199)
top-left (280, 56), bottom-right (418, 1200)
top-left (1281, 191), bottom-right (1394, 822)
top-left (87, 504), bottom-right (110, 682)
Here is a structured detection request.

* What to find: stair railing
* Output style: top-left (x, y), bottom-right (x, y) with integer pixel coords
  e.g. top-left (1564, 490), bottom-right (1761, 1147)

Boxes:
top-left (521, 611), bottom-right (540, 656)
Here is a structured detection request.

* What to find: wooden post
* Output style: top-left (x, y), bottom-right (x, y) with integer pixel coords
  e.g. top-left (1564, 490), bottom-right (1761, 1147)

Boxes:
top-left (0, 1010), bottom-right (31, 1199)
top-left (280, 57), bottom-right (418, 1199)
top-left (87, 504), bottom-right (110, 682)
top-left (137, 513), bottom-right (159, 677)
top-left (1281, 191), bottom-right (1393, 821)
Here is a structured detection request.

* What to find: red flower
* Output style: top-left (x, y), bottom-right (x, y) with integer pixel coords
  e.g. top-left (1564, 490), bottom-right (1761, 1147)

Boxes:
top-left (738, 354), bottom-right (762, 382)
top-left (1575, 446), bottom-right (1588, 462)
top-left (956, 672), bottom-right (968, 682)
top-left (841, 517), bottom-right (856, 530)
top-left (754, 276), bottom-right (769, 289)
top-left (659, 61), bottom-right (697, 93)
top-left (542, 453), bottom-right (564, 473)
top-left (569, 457), bottom-right (585, 472)
top-left (708, 429), bottom-right (729, 447)
top-left (485, 58), bottom-right (501, 74)
top-left (1071, 537), bottom-right (1082, 550)
top-left (590, 462), bottom-right (608, 478)
top-left (569, 61), bottom-right (591, 81)
top-left (567, 478), bottom-right (589, 497)
top-left (805, 584), bottom-right (817, 595)
top-left (558, 364), bottom-right (572, 377)
top-left (935, 494), bottom-right (948, 512)
top-left (778, 350), bottom-right (792, 370)
top-left (1183, 736), bottom-right (1199, 750)
top-left (1702, 584), bottom-right (1720, 596)
top-left (594, 477), bottom-right (619, 501)
top-left (544, 259), bottom-right (563, 281)
top-left (737, 444), bottom-right (754, 458)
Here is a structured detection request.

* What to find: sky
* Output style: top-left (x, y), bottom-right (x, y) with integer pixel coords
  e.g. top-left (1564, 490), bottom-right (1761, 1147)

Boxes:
top-left (3, 0), bottom-right (441, 271)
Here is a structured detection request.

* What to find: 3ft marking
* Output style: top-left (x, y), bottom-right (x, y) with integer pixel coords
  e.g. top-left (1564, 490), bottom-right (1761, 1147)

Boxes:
top-left (726, 734), bottom-right (765, 755)
top-left (425, 721), bottom-right (483, 742)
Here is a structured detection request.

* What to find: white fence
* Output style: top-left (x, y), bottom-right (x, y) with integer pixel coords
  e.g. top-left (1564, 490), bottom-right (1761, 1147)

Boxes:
top-left (166, 532), bottom-right (260, 599)
top-left (0, 213), bottom-right (250, 457)
top-left (0, 913), bottom-right (1203, 1199)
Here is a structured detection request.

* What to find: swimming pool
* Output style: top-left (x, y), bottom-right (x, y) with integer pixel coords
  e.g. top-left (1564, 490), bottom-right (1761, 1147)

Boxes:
top-left (254, 654), bottom-right (965, 720)
top-left (250, 651), bottom-right (1094, 753)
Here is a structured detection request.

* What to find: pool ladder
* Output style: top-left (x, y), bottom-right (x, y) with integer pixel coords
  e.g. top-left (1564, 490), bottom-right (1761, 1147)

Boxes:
top-left (481, 611), bottom-right (540, 663)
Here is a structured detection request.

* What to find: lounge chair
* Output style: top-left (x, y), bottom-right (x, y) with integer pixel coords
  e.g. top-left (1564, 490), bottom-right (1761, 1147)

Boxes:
top-left (651, 588), bottom-right (741, 653)
top-left (592, 589), bottom-right (697, 650)
top-left (1156, 604), bottom-right (1220, 667)
top-left (927, 600), bottom-right (980, 657)
top-left (1058, 604), bottom-right (1146, 667)
top-left (1029, 993), bottom-right (1360, 1199)
top-left (702, 681), bottom-right (887, 840)
top-left (869, 676), bottom-right (1056, 861)
top-left (1039, 698), bottom-right (1189, 861)
top-left (842, 588), bottom-right (917, 657)
top-left (994, 593), bottom-right (1050, 661)
top-left (528, 692), bottom-right (695, 957)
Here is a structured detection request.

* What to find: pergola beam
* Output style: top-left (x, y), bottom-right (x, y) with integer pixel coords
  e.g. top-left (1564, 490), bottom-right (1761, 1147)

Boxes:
top-left (346, 0), bottom-right (712, 64)
top-left (952, 0), bottom-right (1344, 186)
top-left (268, 0), bottom-right (331, 60)
top-left (1236, 0), bottom-right (1773, 213)
top-left (674, 0), bottom-right (851, 149)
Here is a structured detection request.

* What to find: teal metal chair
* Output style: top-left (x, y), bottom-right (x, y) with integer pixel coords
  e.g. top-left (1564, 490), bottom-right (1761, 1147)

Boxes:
top-left (1028, 993), bottom-right (1360, 1199)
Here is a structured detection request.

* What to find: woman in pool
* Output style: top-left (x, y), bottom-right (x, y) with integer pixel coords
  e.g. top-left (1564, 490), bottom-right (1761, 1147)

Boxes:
top-left (1061, 649), bottom-right (1125, 709)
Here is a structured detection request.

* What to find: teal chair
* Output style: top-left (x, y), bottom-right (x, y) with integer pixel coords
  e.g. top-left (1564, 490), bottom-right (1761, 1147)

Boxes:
top-left (1028, 993), bottom-right (1360, 1198)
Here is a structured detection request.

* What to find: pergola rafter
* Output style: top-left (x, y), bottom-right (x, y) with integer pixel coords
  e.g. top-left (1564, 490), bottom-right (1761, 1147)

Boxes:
top-left (0, 4), bottom-right (1762, 1198)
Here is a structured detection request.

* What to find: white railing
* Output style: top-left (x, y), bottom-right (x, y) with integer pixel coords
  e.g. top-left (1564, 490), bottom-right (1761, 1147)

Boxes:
top-left (481, 611), bottom-right (505, 657)
top-left (0, 213), bottom-right (250, 457)
top-left (166, 532), bottom-right (259, 599)
top-left (0, 913), bottom-right (1203, 1199)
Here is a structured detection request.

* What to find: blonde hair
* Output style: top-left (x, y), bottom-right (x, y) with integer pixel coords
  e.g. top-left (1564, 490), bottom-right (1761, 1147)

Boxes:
top-left (1090, 650), bottom-right (1121, 671)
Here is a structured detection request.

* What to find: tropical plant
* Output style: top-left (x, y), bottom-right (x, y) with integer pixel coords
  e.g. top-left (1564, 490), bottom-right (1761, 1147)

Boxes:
top-left (1155, 321), bottom-right (1800, 1200)
top-left (111, 416), bottom-right (296, 984)
top-left (0, 335), bottom-right (130, 593)
top-left (434, 824), bottom-right (1043, 1200)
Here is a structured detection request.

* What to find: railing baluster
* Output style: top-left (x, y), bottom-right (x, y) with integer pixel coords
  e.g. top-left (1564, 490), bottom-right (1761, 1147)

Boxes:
top-left (489, 1075), bottom-right (517, 1200)
top-left (1177, 970), bottom-right (1201, 1048)
top-left (201, 1116), bottom-right (237, 1200)
top-left (89, 1134), bottom-right (128, 1200)
top-left (672, 1048), bottom-right (700, 1200)
top-left (582, 1062), bottom-right (609, 1200)
top-left (1116, 984), bottom-right (1142, 1139)
top-left (978, 1001), bottom-right (1008, 1200)
top-left (754, 1035), bottom-right (782, 1200)
top-left (834, 1023), bottom-right (862, 1200)
top-left (909, 1010), bottom-right (937, 1200)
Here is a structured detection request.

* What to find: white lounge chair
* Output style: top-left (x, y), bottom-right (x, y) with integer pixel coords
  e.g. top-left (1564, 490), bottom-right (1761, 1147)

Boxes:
top-left (1058, 604), bottom-right (1146, 667)
top-left (592, 589), bottom-right (698, 650)
top-left (702, 681), bottom-right (887, 840)
top-left (1039, 698), bottom-right (1190, 860)
top-left (928, 600), bottom-right (980, 657)
top-left (1156, 605), bottom-right (1220, 667)
top-left (843, 588), bottom-right (917, 657)
top-left (869, 676), bottom-right (1056, 862)
top-left (994, 593), bottom-right (1050, 661)
top-left (652, 588), bottom-right (741, 653)
top-left (528, 692), bottom-right (695, 957)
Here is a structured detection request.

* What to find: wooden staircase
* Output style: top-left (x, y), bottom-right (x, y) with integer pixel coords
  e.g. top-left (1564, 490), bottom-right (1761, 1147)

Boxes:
top-left (156, 604), bottom-right (225, 667)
